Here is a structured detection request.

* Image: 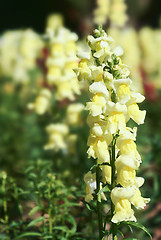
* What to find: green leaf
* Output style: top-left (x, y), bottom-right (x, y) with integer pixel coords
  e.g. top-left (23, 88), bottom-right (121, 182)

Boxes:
top-left (27, 216), bottom-right (45, 228)
top-left (0, 200), bottom-right (3, 206)
top-left (13, 232), bottom-right (42, 240)
top-left (111, 54), bottom-right (119, 65)
top-left (53, 226), bottom-right (68, 232)
top-left (102, 230), bottom-right (109, 237)
top-left (124, 239), bottom-right (138, 240)
top-left (90, 164), bottom-right (97, 171)
top-left (66, 215), bottom-right (77, 235)
top-left (113, 70), bottom-right (121, 79)
top-left (118, 230), bottom-right (124, 238)
top-left (86, 203), bottom-right (96, 212)
top-left (103, 66), bottom-right (111, 72)
top-left (43, 236), bottom-right (53, 239)
top-left (81, 200), bottom-right (96, 212)
top-left (0, 234), bottom-right (8, 240)
top-left (127, 224), bottom-right (133, 233)
top-left (25, 165), bottom-right (34, 174)
top-left (126, 222), bottom-right (152, 239)
top-left (111, 89), bottom-right (117, 103)
top-left (97, 185), bottom-right (110, 195)
top-left (37, 181), bottom-right (46, 188)
top-left (0, 218), bottom-right (5, 223)
top-left (108, 61), bottom-right (113, 68)
top-left (28, 173), bottom-right (37, 179)
top-left (28, 206), bottom-right (41, 216)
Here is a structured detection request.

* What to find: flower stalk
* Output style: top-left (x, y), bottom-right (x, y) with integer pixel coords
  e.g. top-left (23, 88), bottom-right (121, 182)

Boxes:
top-left (2, 172), bottom-right (9, 238)
top-left (110, 136), bottom-right (117, 240)
top-left (48, 181), bottom-right (53, 235)
top-left (96, 165), bottom-right (103, 239)
top-left (75, 25), bottom-right (150, 239)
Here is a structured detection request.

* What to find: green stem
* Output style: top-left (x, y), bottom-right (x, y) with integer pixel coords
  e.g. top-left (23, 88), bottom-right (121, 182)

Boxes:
top-left (110, 137), bottom-right (117, 240)
top-left (39, 196), bottom-right (45, 234)
top-left (48, 183), bottom-right (53, 235)
top-left (2, 177), bottom-right (10, 239)
top-left (96, 165), bottom-right (103, 240)
top-left (48, 208), bottom-right (53, 234)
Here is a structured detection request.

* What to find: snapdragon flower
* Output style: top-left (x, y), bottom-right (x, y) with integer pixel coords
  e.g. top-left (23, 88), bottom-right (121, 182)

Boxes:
top-left (94, 0), bottom-right (110, 25)
top-left (75, 26), bottom-right (150, 231)
top-left (93, 0), bottom-right (128, 28)
top-left (44, 123), bottom-right (69, 151)
top-left (139, 27), bottom-right (161, 89)
top-left (84, 171), bottom-right (107, 203)
top-left (27, 89), bottom-right (51, 115)
top-left (66, 103), bottom-right (84, 125)
top-left (46, 26), bottom-right (80, 101)
top-left (46, 14), bottom-right (64, 31)
top-left (110, 0), bottom-right (128, 27)
top-left (0, 29), bottom-right (43, 83)
top-left (109, 28), bottom-right (143, 93)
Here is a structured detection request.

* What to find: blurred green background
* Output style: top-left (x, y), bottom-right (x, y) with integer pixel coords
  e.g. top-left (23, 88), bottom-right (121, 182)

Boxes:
top-left (0, 0), bottom-right (161, 239)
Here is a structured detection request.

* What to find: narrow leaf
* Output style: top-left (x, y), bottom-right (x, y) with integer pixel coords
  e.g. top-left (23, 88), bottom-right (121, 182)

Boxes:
top-left (124, 238), bottom-right (138, 240)
top-left (27, 216), bottom-right (45, 228)
top-left (127, 222), bottom-right (152, 239)
top-left (118, 230), bottom-right (124, 238)
top-left (97, 185), bottom-right (110, 195)
top-left (28, 206), bottom-right (41, 216)
top-left (13, 232), bottom-right (42, 240)
top-left (43, 236), bottom-right (53, 239)
top-left (90, 164), bottom-right (97, 171)
top-left (53, 226), bottom-right (68, 232)
top-left (67, 215), bottom-right (77, 234)
top-left (81, 200), bottom-right (96, 212)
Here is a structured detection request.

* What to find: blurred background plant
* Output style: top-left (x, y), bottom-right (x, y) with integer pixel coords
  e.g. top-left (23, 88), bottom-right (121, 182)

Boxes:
top-left (0, 0), bottom-right (161, 239)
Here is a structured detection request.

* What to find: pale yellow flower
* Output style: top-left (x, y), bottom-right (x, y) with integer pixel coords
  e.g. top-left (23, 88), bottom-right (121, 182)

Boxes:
top-left (119, 139), bottom-right (141, 161)
top-left (55, 77), bottom-right (80, 101)
top-left (110, 0), bottom-right (128, 27)
top-left (87, 31), bottom-right (113, 64)
top-left (139, 27), bottom-right (161, 89)
top-left (46, 26), bottom-right (80, 101)
top-left (28, 89), bottom-right (51, 115)
top-left (113, 78), bottom-right (145, 105)
top-left (94, 0), bottom-right (110, 25)
top-left (106, 111), bottom-right (126, 134)
top-left (86, 93), bottom-right (107, 116)
top-left (74, 58), bottom-right (92, 82)
top-left (115, 154), bottom-right (140, 188)
top-left (79, 27), bottom-right (150, 224)
top-left (111, 187), bottom-right (136, 223)
top-left (84, 171), bottom-right (106, 202)
top-left (0, 29), bottom-right (43, 83)
top-left (127, 103), bottom-right (146, 125)
top-left (86, 114), bottom-right (105, 127)
top-left (102, 165), bottom-right (111, 184)
top-left (50, 43), bottom-right (65, 57)
top-left (66, 103), bottom-right (84, 125)
top-left (20, 29), bottom-right (44, 69)
top-left (47, 65), bottom-right (62, 84)
top-left (46, 14), bottom-right (64, 31)
top-left (84, 171), bottom-right (96, 202)
top-left (90, 122), bottom-right (105, 137)
top-left (44, 123), bottom-right (69, 151)
top-left (109, 27), bottom-right (143, 93)
top-left (130, 189), bottom-right (150, 210)
top-left (87, 136), bottom-right (110, 164)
